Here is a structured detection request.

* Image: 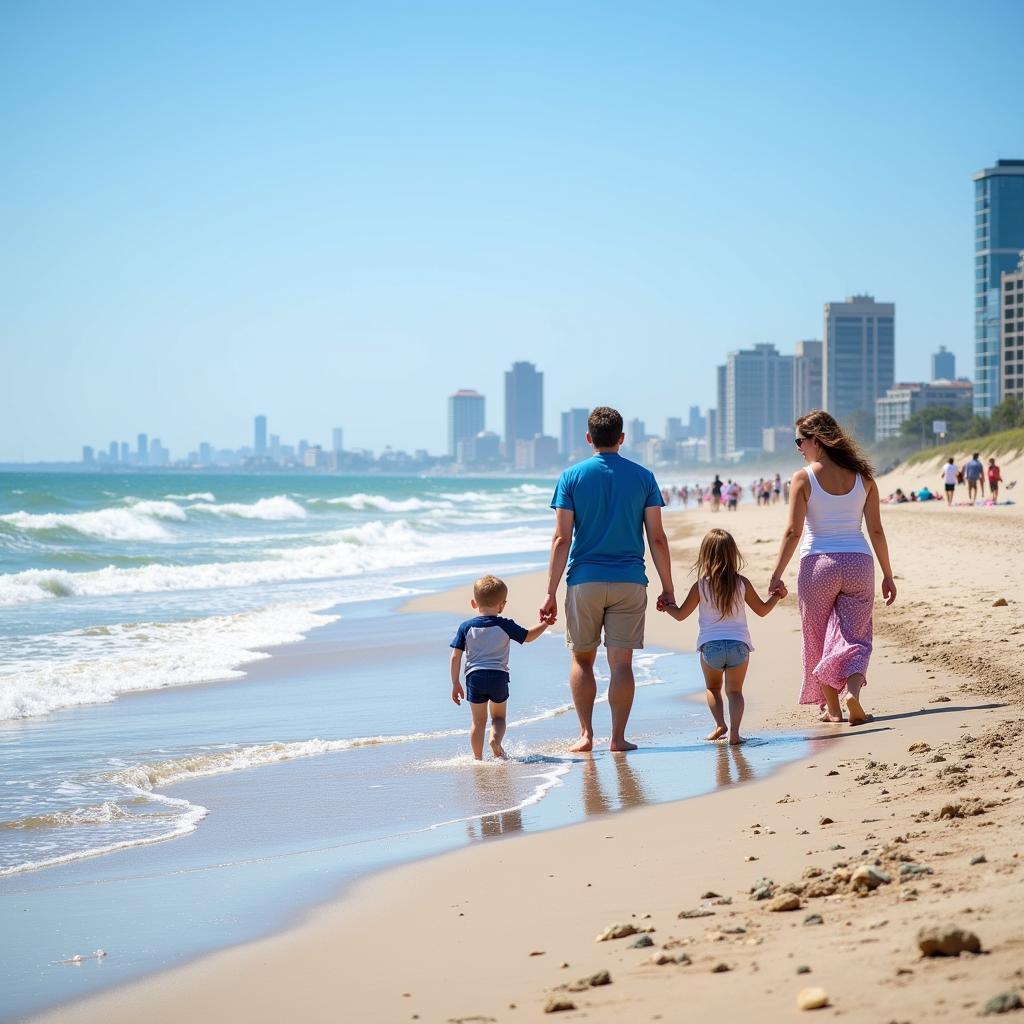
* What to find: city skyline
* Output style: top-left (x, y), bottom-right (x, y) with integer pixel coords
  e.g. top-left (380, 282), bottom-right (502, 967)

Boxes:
top-left (4, 4), bottom-right (1024, 461)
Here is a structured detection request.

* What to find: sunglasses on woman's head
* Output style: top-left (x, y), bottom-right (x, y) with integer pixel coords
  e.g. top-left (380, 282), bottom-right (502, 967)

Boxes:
top-left (794, 437), bottom-right (805, 448)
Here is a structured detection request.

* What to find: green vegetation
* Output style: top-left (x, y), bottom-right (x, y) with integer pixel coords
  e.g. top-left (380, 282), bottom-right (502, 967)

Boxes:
top-left (905, 424), bottom-right (1024, 465)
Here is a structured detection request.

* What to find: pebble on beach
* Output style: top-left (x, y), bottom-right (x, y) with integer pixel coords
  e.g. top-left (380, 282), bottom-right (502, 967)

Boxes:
top-left (544, 997), bottom-right (575, 1013)
top-left (767, 893), bottom-right (802, 912)
top-left (630, 935), bottom-right (655, 948)
top-left (916, 923), bottom-right (982, 957)
top-left (595, 923), bottom-right (637, 942)
top-left (803, 913), bottom-right (824, 926)
top-left (711, 962), bottom-right (732, 973)
top-left (982, 992), bottom-right (1024, 1015)
top-left (797, 987), bottom-right (830, 1011)
top-left (850, 864), bottom-right (891, 892)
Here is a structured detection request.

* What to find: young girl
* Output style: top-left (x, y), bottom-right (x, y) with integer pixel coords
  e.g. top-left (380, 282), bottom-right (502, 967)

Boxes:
top-left (661, 529), bottom-right (786, 744)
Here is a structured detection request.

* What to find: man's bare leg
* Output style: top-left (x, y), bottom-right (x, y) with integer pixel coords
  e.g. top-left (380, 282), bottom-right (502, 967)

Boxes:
top-left (606, 645), bottom-right (637, 751)
top-left (568, 650), bottom-right (597, 752)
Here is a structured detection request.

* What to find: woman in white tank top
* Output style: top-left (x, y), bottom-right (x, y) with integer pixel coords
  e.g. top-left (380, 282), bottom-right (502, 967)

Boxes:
top-left (768, 411), bottom-right (897, 725)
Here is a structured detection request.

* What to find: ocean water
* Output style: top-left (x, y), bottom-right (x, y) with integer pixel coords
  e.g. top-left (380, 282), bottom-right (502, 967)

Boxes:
top-left (0, 473), bottom-right (810, 1020)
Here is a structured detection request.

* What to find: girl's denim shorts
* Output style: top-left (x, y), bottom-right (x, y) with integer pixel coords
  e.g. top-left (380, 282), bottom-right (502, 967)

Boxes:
top-left (700, 639), bottom-right (750, 670)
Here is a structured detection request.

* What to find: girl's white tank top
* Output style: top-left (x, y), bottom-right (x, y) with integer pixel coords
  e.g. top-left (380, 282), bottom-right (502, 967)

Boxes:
top-left (696, 579), bottom-right (753, 650)
top-left (800, 466), bottom-right (871, 558)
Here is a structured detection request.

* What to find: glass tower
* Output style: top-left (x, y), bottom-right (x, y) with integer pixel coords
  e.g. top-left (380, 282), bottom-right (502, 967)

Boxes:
top-left (973, 160), bottom-right (1024, 416)
top-left (823, 295), bottom-right (895, 426)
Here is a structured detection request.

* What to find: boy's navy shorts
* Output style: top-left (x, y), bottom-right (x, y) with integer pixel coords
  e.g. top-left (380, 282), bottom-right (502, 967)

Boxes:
top-left (466, 670), bottom-right (510, 704)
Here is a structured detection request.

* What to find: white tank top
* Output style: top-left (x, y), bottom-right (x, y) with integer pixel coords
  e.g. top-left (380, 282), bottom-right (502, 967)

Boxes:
top-left (800, 466), bottom-right (871, 558)
top-left (696, 579), bottom-right (753, 650)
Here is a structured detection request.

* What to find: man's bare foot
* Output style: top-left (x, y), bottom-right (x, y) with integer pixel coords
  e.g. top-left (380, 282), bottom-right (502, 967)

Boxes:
top-left (490, 739), bottom-right (506, 758)
top-left (846, 695), bottom-right (869, 725)
top-left (569, 736), bottom-right (594, 753)
top-left (609, 739), bottom-right (638, 752)
top-left (729, 734), bottom-right (745, 746)
top-left (706, 725), bottom-right (728, 741)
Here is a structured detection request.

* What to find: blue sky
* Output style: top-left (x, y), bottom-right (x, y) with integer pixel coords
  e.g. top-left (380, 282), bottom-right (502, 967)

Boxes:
top-left (3, 0), bottom-right (1023, 460)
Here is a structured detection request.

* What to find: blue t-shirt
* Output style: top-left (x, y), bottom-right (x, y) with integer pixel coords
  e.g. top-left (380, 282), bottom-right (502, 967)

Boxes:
top-left (450, 615), bottom-right (529, 676)
top-left (550, 452), bottom-right (664, 586)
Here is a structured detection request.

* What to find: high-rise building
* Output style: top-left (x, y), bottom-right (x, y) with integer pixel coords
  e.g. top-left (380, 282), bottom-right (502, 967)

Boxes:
top-left (664, 417), bottom-right (686, 442)
top-left (931, 345), bottom-right (956, 382)
top-left (793, 340), bottom-right (823, 419)
top-left (503, 362), bottom-right (543, 457)
top-left (332, 427), bottom-right (344, 453)
top-left (254, 415), bottom-right (267, 456)
top-left (108, 441), bottom-right (118, 462)
top-left (120, 441), bottom-right (130, 462)
top-left (687, 405), bottom-right (705, 438)
top-left (875, 380), bottom-right (974, 441)
top-left (627, 418), bottom-right (646, 444)
top-left (137, 433), bottom-right (148, 466)
top-left (448, 389), bottom-right (485, 459)
top-left (82, 445), bottom-right (94, 463)
top-left (724, 343), bottom-right (794, 454)
top-left (514, 435), bottom-right (559, 470)
top-left (149, 437), bottom-right (168, 466)
top-left (198, 441), bottom-right (212, 464)
top-left (973, 160), bottom-right (1024, 416)
top-left (823, 295), bottom-right (895, 425)
top-left (269, 434), bottom-right (281, 460)
top-left (705, 408), bottom-right (718, 463)
top-left (715, 365), bottom-right (727, 462)
top-left (560, 408), bottom-right (590, 460)
top-left (1001, 252), bottom-right (1024, 403)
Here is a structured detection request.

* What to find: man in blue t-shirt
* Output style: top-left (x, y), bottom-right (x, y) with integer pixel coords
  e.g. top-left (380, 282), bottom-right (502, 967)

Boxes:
top-left (541, 406), bottom-right (674, 752)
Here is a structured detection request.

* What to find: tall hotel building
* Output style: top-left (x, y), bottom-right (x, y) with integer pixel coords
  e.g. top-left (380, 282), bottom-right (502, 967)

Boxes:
top-left (447, 389), bottom-right (485, 458)
top-left (724, 343), bottom-right (793, 455)
top-left (1001, 253), bottom-right (1024, 403)
top-left (504, 361), bottom-right (543, 456)
top-left (254, 415), bottom-right (267, 456)
top-left (973, 160), bottom-right (1024, 415)
top-left (560, 407), bottom-right (590, 461)
top-left (822, 295), bottom-right (894, 424)
top-left (793, 340), bottom-right (823, 419)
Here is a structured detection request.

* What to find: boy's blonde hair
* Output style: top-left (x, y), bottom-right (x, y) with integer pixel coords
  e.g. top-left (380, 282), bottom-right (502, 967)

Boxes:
top-left (694, 529), bottom-right (744, 618)
top-left (473, 575), bottom-right (508, 606)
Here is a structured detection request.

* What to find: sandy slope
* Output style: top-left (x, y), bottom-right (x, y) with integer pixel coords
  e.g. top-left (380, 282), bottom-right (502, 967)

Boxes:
top-left (34, 501), bottom-right (1024, 1024)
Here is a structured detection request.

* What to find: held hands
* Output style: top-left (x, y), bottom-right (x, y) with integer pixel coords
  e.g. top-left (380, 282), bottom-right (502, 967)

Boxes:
top-left (539, 594), bottom-right (557, 626)
top-left (451, 681), bottom-right (464, 706)
top-left (768, 576), bottom-right (786, 598)
top-left (881, 575), bottom-right (897, 606)
top-left (655, 590), bottom-right (675, 613)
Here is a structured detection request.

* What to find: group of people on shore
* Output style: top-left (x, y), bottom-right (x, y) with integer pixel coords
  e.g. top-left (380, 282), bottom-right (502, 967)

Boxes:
top-left (661, 474), bottom-right (791, 512)
top-left (450, 406), bottom-right (895, 758)
top-left (886, 451), bottom-right (1013, 506)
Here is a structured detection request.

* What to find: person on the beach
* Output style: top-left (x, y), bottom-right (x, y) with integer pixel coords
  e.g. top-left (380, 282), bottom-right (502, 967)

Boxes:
top-left (711, 475), bottom-right (723, 513)
top-left (660, 529), bottom-right (785, 745)
top-left (988, 458), bottom-right (1002, 502)
top-left (450, 575), bottom-right (550, 759)
top-left (768, 411), bottom-right (896, 725)
top-left (941, 457), bottom-right (958, 506)
top-left (542, 406), bottom-right (674, 753)
top-left (963, 452), bottom-right (985, 502)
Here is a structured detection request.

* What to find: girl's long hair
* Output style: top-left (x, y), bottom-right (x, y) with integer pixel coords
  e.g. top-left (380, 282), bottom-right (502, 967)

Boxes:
top-left (695, 529), bottom-right (743, 618)
top-left (795, 410), bottom-right (875, 480)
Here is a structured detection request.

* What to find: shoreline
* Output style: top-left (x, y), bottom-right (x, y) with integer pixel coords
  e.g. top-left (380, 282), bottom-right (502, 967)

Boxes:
top-left (29, 502), bottom-right (1024, 1023)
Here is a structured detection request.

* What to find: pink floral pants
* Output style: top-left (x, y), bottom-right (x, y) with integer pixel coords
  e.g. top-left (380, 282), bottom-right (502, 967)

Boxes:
top-left (798, 552), bottom-right (874, 706)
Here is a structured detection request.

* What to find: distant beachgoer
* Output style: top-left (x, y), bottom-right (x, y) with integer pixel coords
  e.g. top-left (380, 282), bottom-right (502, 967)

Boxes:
top-left (988, 458), bottom-right (1002, 502)
top-left (660, 529), bottom-right (786, 744)
top-left (680, 484), bottom-right (690, 508)
top-left (450, 575), bottom-right (550, 759)
top-left (940, 458), bottom-right (958, 506)
top-left (711, 475), bottom-right (723, 513)
top-left (783, 479), bottom-right (791, 504)
top-left (963, 452), bottom-right (985, 502)
top-left (917, 486), bottom-right (934, 501)
top-left (726, 480), bottom-right (740, 511)
top-left (768, 411), bottom-right (897, 725)
top-left (773, 474), bottom-right (782, 504)
top-left (543, 406), bottom-right (674, 752)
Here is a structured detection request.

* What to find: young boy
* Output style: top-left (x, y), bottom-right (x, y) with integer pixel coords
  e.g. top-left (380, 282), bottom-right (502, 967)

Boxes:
top-left (450, 575), bottom-right (550, 759)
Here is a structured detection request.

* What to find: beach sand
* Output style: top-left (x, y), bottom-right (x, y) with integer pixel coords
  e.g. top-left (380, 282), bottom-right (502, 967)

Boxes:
top-left (33, 496), bottom-right (1024, 1023)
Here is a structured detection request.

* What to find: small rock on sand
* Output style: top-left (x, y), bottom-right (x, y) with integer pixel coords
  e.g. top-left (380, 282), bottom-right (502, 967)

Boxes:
top-left (701, 890), bottom-right (721, 899)
top-left (797, 987), bottom-right (830, 1011)
top-left (917, 923), bottom-right (982, 957)
top-left (583, 970), bottom-right (611, 987)
top-left (678, 908), bottom-right (715, 919)
top-left (544, 997), bottom-right (575, 1013)
top-left (819, 816), bottom-right (834, 826)
top-left (982, 992), bottom-right (1024, 1015)
top-left (899, 863), bottom-right (933, 878)
top-left (596, 923), bottom-right (637, 942)
top-left (796, 965), bottom-right (811, 974)
top-left (970, 854), bottom-right (988, 865)
top-left (939, 799), bottom-right (986, 820)
top-left (850, 865), bottom-right (891, 892)
top-left (630, 935), bottom-right (654, 948)
top-left (930, 696), bottom-right (951, 703)
top-left (529, 950), bottom-right (545, 957)
top-left (651, 952), bottom-right (691, 966)
top-left (767, 893), bottom-right (801, 912)
top-left (711, 962), bottom-right (731, 973)
top-left (803, 913), bottom-right (824, 926)
top-left (908, 742), bottom-right (931, 753)
top-left (992, 598), bottom-right (1008, 607)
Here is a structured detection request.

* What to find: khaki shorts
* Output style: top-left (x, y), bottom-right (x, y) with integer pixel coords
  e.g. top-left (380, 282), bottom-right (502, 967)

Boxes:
top-left (564, 582), bottom-right (647, 652)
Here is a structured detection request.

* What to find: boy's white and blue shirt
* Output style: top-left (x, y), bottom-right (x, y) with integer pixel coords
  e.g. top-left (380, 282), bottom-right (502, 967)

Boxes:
top-left (450, 615), bottom-right (529, 675)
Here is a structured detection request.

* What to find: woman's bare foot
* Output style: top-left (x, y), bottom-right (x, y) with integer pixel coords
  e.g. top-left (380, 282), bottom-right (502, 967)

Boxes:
top-left (609, 738), bottom-right (638, 752)
top-left (846, 695), bottom-right (870, 725)
top-left (569, 735), bottom-right (594, 753)
top-left (706, 725), bottom-right (728, 741)
top-left (818, 710), bottom-right (845, 723)
top-left (490, 738), bottom-right (506, 758)
top-left (729, 734), bottom-right (746, 746)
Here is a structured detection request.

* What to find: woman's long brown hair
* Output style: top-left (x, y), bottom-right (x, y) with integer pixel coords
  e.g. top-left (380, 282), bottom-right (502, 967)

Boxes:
top-left (795, 410), bottom-right (875, 480)
top-left (695, 529), bottom-right (743, 618)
